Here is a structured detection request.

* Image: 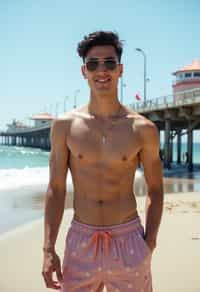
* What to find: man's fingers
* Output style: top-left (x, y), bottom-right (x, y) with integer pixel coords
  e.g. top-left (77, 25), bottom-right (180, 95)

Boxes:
top-left (50, 281), bottom-right (61, 290)
top-left (55, 259), bottom-right (63, 282)
top-left (42, 270), bottom-right (53, 287)
top-left (42, 253), bottom-right (62, 289)
top-left (56, 266), bottom-right (63, 283)
top-left (42, 270), bottom-right (61, 289)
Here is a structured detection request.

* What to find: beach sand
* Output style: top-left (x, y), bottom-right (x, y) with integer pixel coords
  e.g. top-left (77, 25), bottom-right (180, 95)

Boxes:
top-left (0, 192), bottom-right (200, 292)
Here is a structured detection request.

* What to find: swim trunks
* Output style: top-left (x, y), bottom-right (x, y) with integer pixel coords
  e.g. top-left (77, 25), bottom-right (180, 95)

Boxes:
top-left (61, 217), bottom-right (152, 291)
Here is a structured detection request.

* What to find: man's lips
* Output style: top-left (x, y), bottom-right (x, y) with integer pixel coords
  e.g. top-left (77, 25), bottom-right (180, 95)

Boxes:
top-left (95, 77), bottom-right (111, 83)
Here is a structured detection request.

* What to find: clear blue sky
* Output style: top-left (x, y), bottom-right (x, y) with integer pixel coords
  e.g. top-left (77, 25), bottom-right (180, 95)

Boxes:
top-left (0, 0), bottom-right (200, 130)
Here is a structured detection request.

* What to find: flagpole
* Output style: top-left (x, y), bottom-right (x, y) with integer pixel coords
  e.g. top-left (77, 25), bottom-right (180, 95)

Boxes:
top-left (135, 48), bottom-right (147, 106)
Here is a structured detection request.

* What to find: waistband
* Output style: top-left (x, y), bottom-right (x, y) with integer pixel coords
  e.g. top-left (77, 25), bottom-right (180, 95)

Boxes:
top-left (70, 216), bottom-right (142, 236)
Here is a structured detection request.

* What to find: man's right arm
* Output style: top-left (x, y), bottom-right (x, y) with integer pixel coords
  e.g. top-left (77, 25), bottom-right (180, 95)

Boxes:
top-left (42, 119), bottom-right (69, 289)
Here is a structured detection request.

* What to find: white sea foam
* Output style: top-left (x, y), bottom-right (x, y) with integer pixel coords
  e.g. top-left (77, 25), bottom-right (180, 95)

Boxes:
top-left (0, 167), bottom-right (74, 191)
top-left (0, 158), bottom-right (145, 196)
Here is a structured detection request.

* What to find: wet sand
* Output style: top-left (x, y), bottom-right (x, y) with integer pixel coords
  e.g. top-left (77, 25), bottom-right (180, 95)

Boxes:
top-left (163, 177), bottom-right (200, 193)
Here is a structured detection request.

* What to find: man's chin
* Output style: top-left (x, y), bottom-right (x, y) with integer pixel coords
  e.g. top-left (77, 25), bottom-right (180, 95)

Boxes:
top-left (95, 85), bottom-right (112, 93)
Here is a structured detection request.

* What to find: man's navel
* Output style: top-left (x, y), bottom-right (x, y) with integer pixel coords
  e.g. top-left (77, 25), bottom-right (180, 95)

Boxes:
top-left (122, 155), bottom-right (127, 161)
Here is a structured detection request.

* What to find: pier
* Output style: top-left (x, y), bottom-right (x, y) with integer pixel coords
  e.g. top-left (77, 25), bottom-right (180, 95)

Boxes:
top-left (0, 124), bottom-right (51, 150)
top-left (0, 88), bottom-right (200, 170)
top-left (130, 88), bottom-right (200, 171)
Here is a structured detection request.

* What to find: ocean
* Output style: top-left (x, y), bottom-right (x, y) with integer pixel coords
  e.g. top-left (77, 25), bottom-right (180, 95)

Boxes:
top-left (0, 144), bottom-right (199, 235)
top-left (0, 145), bottom-right (73, 235)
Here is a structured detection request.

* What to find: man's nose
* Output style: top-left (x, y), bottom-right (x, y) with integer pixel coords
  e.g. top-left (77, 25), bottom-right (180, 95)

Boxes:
top-left (96, 62), bottom-right (107, 72)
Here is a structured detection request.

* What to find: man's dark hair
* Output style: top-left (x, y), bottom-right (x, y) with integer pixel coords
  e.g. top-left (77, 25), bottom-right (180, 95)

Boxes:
top-left (77, 31), bottom-right (123, 62)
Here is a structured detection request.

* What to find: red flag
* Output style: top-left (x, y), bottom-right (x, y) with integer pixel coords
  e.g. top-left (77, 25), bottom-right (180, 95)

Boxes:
top-left (135, 93), bottom-right (142, 101)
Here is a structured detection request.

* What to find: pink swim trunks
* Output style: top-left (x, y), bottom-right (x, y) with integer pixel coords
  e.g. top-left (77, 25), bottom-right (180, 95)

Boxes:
top-left (61, 217), bottom-right (152, 292)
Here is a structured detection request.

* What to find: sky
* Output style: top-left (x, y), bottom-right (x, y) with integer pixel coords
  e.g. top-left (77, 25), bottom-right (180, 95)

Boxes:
top-left (0, 0), bottom-right (200, 131)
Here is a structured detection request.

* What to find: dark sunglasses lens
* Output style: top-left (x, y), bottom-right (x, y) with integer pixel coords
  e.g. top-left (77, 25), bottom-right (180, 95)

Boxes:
top-left (86, 61), bottom-right (98, 71)
top-left (104, 60), bottom-right (117, 70)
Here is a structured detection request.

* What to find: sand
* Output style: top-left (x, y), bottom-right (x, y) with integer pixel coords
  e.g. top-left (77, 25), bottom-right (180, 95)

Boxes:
top-left (0, 192), bottom-right (200, 292)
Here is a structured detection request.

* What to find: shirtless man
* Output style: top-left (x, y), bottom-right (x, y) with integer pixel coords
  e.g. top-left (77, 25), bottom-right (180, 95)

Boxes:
top-left (42, 31), bottom-right (163, 292)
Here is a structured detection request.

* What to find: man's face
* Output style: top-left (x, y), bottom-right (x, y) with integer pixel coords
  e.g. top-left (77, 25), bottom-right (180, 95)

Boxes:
top-left (81, 45), bottom-right (123, 95)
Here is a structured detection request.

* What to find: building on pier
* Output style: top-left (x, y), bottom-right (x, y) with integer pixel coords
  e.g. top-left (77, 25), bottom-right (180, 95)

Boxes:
top-left (6, 119), bottom-right (30, 133)
top-left (31, 112), bottom-right (55, 127)
top-left (173, 60), bottom-right (200, 100)
top-left (0, 112), bottom-right (55, 150)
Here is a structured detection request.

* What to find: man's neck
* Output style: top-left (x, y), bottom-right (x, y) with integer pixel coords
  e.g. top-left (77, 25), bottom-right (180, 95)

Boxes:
top-left (88, 93), bottom-right (122, 119)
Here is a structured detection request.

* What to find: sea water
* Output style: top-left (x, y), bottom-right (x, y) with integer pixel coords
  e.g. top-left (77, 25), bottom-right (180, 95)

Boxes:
top-left (0, 145), bottom-right (73, 234)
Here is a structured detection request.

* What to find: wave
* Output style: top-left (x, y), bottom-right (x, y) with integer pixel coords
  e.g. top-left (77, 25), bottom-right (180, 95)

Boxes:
top-left (0, 166), bottom-right (145, 194)
top-left (0, 145), bottom-right (49, 169)
top-left (0, 166), bottom-right (73, 191)
top-left (0, 146), bottom-right (49, 156)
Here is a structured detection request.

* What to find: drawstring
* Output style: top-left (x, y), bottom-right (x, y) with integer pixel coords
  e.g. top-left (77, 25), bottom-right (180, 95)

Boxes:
top-left (90, 231), bottom-right (112, 259)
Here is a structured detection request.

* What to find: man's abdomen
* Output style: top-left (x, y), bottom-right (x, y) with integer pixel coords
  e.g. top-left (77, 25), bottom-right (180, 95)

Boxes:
top-left (73, 194), bottom-right (138, 226)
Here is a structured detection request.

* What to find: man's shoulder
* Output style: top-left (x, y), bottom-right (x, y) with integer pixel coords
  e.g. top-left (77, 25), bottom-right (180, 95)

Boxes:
top-left (124, 106), bottom-right (155, 127)
top-left (125, 107), bottom-right (158, 141)
top-left (50, 110), bottom-right (74, 134)
top-left (58, 105), bottom-right (88, 121)
top-left (51, 105), bottom-right (89, 132)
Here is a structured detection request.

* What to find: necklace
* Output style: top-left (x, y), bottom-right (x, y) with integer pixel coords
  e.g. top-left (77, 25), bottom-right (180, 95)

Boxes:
top-left (89, 104), bottom-right (123, 144)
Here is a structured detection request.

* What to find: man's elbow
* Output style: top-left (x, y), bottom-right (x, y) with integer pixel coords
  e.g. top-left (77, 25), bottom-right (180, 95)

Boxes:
top-left (147, 186), bottom-right (164, 203)
top-left (46, 181), bottom-right (66, 201)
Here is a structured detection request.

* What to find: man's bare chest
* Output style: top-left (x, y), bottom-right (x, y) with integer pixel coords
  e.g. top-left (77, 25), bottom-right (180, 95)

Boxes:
top-left (67, 117), bottom-right (141, 165)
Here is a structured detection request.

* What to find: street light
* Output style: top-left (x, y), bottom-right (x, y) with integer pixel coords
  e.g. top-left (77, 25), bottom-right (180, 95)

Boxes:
top-left (74, 89), bottom-right (80, 109)
top-left (120, 76), bottom-right (126, 103)
top-left (55, 102), bottom-right (59, 117)
top-left (135, 48), bottom-right (147, 105)
top-left (64, 96), bottom-right (69, 112)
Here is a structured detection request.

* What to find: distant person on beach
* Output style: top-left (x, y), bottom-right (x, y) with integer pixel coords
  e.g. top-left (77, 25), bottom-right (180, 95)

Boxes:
top-left (185, 152), bottom-right (189, 163)
top-left (182, 152), bottom-right (189, 163)
top-left (42, 31), bottom-right (163, 291)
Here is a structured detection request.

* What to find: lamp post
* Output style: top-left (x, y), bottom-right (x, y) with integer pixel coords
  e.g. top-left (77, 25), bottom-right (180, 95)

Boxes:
top-left (120, 76), bottom-right (126, 103)
top-left (55, 102), bottom-right (59, 117)
top-left (74, 89), bottom-right (80, 109)
top-left (64, 96), bottom-right (69, 112)
top-left (135, 48), bottom-right (147, 105)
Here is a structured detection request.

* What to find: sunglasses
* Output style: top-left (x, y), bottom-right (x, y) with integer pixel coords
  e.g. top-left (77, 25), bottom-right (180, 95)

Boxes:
top-left (85, 58), bottom-right (119, 71)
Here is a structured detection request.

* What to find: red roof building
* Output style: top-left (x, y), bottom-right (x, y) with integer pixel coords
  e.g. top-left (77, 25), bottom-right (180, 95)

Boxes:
top-left (172, 60), bottom-right (200, 99)
top-left (30, 112), bottom-right (56, 127)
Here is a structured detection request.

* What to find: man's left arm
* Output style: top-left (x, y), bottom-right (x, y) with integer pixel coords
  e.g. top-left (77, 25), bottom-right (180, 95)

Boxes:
top-left (139, 121), bottom-right (164, 253)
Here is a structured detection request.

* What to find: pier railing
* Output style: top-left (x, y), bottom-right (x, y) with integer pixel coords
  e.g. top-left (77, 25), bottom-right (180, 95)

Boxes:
top-left (130, 88), bottom-right (200, 112)
top-left (0, 124), bottom-right (50, 136)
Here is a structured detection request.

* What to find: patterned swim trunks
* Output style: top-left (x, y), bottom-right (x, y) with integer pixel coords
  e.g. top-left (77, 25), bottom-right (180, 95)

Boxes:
top-left (61, 217), bottom-right (152, 292)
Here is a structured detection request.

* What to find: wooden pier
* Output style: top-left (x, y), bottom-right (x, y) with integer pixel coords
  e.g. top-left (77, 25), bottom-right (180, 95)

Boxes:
top-left (0, 88), bottom-right (200, 170)
top-left (130, 88), bottom-right (200, 171)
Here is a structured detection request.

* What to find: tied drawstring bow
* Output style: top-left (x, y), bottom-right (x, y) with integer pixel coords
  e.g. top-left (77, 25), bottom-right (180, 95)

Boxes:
top-left (91, 231), bottom-right (112, 259)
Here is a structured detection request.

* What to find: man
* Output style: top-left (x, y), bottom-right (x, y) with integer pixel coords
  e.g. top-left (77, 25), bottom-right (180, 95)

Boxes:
top-left (42, 31), bottom-right (163, 292)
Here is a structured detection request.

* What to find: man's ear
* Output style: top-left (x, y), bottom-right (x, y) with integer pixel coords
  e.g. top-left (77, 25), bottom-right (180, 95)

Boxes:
top-left (81, 65), bottom-right (87, 79)
top-left (119, 63), bottom-right (123, 77)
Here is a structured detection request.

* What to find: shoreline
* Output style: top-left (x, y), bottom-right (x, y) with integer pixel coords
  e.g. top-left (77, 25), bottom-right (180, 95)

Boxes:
top-left (0, 185), bottom-right (200, 236)
top-left (0, 170), bottom-right (200, 235)
top-left (1, 191), bottom-right (200, 239)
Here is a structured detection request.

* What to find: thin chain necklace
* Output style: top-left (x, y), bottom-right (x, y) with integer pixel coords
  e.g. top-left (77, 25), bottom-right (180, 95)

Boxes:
top-left (89, 104), bottom-right (123, 144)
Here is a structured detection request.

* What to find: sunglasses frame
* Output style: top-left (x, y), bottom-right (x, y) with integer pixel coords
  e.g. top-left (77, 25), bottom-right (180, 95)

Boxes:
top-left (85, 58), bottom-right (120, 72)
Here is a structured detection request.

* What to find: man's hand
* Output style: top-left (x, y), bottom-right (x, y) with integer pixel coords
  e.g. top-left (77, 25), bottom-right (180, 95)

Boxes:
top-left (42, 250), bottom-right (63, 290)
